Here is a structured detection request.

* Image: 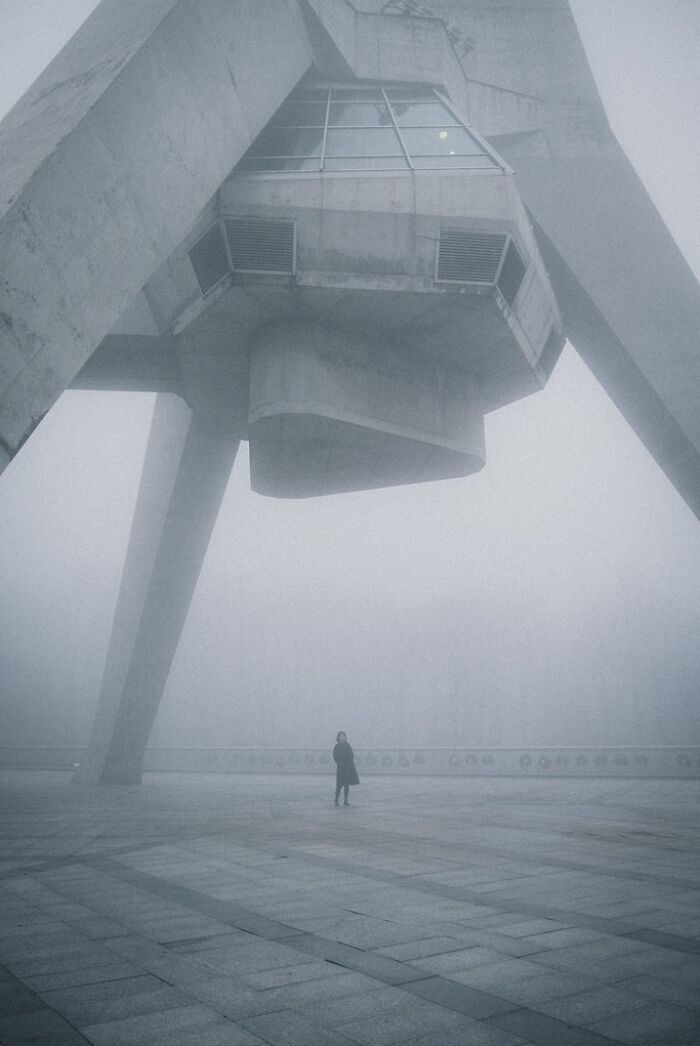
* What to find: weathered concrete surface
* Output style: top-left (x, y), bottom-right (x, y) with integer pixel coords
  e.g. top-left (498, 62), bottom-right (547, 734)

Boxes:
top-left (0, 0), bottom-right (180, 213)
top-left (77, 397), bottom-right (239, 785)
top-left (248, 319), bottom-right (485, 496)
top-left (146, 162), bottom-right (562, 432)
top-left (0, 0), bottom-right (312, 464)
top-left (517, 151), bottom-right (700, 518)
top-left (75, 393), bottom-right (192, 786)
top-left (228, 165), bottom-right (561, 405)
top-left (69, 335), bottom-right (181, 394)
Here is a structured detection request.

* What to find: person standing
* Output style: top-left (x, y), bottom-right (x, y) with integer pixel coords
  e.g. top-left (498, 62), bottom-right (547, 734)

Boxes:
top-left (333, 731), bottom-right (359, 806)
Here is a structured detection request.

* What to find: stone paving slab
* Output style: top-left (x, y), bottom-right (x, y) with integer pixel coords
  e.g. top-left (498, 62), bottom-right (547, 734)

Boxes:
top-left (241, 1008), bottom-right (359, 1046)
top-left (402, 974), bottom-right (518, 1019)
top-left (486, 1007), bottom-right (629, 1046)
top-left (21, 962), bottom-right (144, 993)
top-left (587, 1000), bottom-right (700, 1044)
top-left (335, 998), bottom-right (470, 1045)
top-left (0, 771), bottom-right (699, 1045)
top-left (531, 984), bottom-right (650, 1024)
top-left (615, 973), bottom-right (700, 1010)
top-left (405, 1024), bottom-right (528, 1046)
top-left (82, 1004), bottom-right (266, 1046)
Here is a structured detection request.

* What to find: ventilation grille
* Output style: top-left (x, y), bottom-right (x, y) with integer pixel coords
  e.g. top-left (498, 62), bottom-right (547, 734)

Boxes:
top-left (497, 240), bottom-right (527, 306)
top-left (436, 230), bottom-right (507, 283)
top-left (188, 224), bottom-right (229, 295)
top-left (224, 218), bottom-right (295, 274)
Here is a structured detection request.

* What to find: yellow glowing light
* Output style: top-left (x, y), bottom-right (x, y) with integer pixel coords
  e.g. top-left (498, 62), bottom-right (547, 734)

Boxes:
top-left (448, 149), bottom-right (456, 155)
top-left (439, 130), bottom-right (448, 139)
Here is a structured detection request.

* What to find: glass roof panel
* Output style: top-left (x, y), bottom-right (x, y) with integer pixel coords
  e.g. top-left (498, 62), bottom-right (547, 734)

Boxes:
top-left (332, 87), bottom-right (384, 100)
top-left (391, 102), bottom-right (459, 127)
top-left (326, 127), bottom-right (404, 157)
top-left (384, 86), bottom-right (435, 100)
top-left (236, 83), bottom-right (503, 174)
top-left (400, 126), bottom-right (485, 156)
top-left (328, 102), bottom-right (392, 127)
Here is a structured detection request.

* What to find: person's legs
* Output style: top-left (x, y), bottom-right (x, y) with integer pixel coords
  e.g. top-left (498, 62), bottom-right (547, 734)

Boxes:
top-left (334, 784), bottom-right (341, 805)
top-left (343, 785), bottom-right (350, 805)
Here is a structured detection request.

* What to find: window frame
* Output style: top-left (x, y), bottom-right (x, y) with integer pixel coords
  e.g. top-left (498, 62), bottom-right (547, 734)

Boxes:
top-left (236, 84), bottom-right (507, 175)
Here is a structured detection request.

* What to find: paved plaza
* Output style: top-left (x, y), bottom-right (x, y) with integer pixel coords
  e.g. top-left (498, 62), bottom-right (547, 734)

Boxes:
top-left (0, 772), bottom-right (699, 1045)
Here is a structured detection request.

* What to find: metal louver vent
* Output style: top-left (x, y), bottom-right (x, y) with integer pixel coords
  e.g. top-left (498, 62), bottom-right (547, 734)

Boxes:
top-left (436, 230), bottom-right (506, 283)
top-left (497, 240), bottom-right (526, 306)
top-left (224, 218), bottom-right (295, 275)
top-left (188, 223), bottom-right (229, 295)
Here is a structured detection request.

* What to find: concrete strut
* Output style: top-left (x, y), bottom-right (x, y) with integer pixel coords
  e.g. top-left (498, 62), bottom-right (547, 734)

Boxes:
top-left (76, 395), bottom-right (240, 785)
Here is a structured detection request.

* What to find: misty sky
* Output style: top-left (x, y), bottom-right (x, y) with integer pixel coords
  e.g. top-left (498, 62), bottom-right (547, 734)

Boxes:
top-left (0, 0), bottom-right (699, 751)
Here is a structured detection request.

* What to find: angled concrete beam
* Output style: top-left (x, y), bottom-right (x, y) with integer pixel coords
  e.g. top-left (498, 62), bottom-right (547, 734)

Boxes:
top-left (69, 335), bottom-right (181, 394)
top-left (518, 150), bottom-right (700, 519)
top-left (74, 393), bottom-right (191, 785)
top-left (347, 0), bottom-right (700, 516)
top-left (76, 395), bottom-right (239, 785)
top-left (0, 0), bottom-right (313, 467)
top-left (386, 0), bottom-right (700, 518)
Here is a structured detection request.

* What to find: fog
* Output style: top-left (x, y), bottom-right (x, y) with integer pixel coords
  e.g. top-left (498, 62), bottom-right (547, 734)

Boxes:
top-left (1, 0), bottom-right (699, 753)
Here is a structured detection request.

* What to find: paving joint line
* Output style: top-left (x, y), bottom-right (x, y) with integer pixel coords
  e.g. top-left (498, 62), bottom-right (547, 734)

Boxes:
top-left (71, 855), bottom-right (530, 1024)
top-left (11, 838), bottom-right (700, 961)
top-left (304, 814), bottom-right (700, 892)
top-left (247, 844), bottom-right (700, 957)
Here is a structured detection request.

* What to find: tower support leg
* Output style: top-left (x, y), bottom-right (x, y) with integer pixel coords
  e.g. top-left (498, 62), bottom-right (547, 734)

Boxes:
top-left (76, 394), bottom-right (239, 784)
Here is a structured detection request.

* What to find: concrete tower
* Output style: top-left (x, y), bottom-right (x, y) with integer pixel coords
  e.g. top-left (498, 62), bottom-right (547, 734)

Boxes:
top-left (1, 0), bottom-right (698, 782)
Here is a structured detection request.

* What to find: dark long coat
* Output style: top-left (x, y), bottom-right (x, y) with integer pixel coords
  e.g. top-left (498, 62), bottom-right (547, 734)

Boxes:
top-left (333, 741), bottom-right (360, 787)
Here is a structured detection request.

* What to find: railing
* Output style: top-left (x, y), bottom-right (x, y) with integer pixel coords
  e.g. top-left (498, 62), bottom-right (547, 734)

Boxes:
top-left (2, 746), bottom-right (699, 777)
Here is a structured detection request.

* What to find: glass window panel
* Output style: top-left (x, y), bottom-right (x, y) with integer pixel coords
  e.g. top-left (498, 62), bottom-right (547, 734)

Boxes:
top-left (325, 127), bottom-right (403, 156)
top-left (324, 156), bottom-right (409, 170)
top-left (270, 102), bottom-right (327, 126)
top-left (249, 126), bottom-right (323, 157)
top-left (331, 87), bottom-right (383, 101)
top-left (401, 126), bottom-right (484, 156)
top-left (384, 86), bottom-right (436, 100)
top-left (238, 156), bottom-right (321, 172)
top-left (391, 102), bottom-right (458, 126)
top-left (328, 102), bottom-right (392, 126)
top-left (411, 154), bottom-right (499, 169)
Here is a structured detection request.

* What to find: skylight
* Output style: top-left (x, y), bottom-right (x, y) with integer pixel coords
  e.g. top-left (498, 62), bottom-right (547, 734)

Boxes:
top-left (237, 84), bottom-right (502, 173)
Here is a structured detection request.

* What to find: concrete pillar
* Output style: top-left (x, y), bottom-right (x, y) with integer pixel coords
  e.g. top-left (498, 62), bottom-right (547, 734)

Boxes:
top-left (76, 393), bottom-right (239, 784)
top-left (514, 151), bottom-right (700, 518)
